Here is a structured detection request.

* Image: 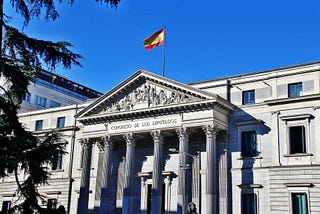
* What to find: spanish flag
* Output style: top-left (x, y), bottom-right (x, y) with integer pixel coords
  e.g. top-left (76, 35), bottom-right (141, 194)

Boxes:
top-left (144, 28), bottom-right (165, 50)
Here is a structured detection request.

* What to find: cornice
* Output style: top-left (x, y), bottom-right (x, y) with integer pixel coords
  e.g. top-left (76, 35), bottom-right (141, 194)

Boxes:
top-left (78, 100), bottom-right (217, 125)
top-left (33, 125), bottom-right (79, 135)
top-left (189, 61), bottom-right (320, 86)
top-left (265, 94), bottom-right (320, 106)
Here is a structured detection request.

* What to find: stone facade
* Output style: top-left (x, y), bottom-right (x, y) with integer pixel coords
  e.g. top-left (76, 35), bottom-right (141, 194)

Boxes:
top-left (19, 69), bottom-right (102, 112)
top-left (1, 61), bottom-right (320, 214)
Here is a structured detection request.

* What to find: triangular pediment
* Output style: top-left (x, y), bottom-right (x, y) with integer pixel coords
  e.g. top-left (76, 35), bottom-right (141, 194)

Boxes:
top-left (76, 70), bottom-right (227, 122)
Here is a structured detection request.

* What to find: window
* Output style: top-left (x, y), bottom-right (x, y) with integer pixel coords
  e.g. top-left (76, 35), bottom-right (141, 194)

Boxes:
top-left (52, 153), bottom-right (63, 170)
top-left (289, 126), bottom-right (306, 154)
top-left (146, 183), bottom-right (165, 214)
top-left (288, 82), bottom-right (302, 98)
top-left (34, 95), bottom-right (47, 108)
top-left (242, 90), bottom-right (255, 105)
top-left (7, 162), bottom-right (15, 174)
top-left (50, 100), bottom-right (61, 108)
top-left (1, 201), bottom-right (11, 213)
top-left (242, 193), bottom-right (257, 214)
top-left (35, 120), bottom-right (43, 131)
top-left (47, 198), bottom-right (57, 210)
top-left (281, 114), bottom-right (312, 156)
top-left (147, 184), bottom-right (151, 214)
top-left (57, 117), bottom-right (65, 128)
top-left (23, 92), bottom-right (31, 103)
top-left (292, 193), bottom-right (308, 214)
top-left (241, 131), bottom-right (256, 157)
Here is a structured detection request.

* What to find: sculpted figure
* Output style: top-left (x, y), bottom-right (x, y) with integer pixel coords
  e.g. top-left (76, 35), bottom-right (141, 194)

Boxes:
top-left (124, 95), bottom-right (132, 110)
top-left (158, 89), bottom-right (167, 105)
top-left (136, 88), bottom-right (144, 102)
top-left (133, 89), bottom-right (139, 103)
top-left (187, 202), bottom-right (198, 214)
top-left (142, 84), bottom-right (150, 101)
top-left (169, 92), bottom-right (179, 104)
top-left (149, 87), bottom-right (157, 105)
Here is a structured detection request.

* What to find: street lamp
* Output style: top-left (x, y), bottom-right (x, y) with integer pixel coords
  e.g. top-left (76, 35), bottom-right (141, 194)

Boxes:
top-left (169, 148), bottom-right (200, 214)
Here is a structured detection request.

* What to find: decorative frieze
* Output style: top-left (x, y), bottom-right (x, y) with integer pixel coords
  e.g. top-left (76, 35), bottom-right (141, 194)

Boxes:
top-left (101, 83), bottom-right (201, 113)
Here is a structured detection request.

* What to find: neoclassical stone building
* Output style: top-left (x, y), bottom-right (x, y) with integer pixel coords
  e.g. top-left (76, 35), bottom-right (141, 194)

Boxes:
top-left (1, 61), bottom-right (320, 214)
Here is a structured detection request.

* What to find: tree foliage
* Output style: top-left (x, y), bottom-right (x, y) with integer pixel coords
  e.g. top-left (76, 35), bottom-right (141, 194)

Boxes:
top-left (0, 0), bottom-right (120, 213)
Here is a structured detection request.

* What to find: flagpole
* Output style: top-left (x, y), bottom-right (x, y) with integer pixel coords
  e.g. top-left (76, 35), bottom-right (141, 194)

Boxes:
top-left (162, 27), bottom-right (166, 77)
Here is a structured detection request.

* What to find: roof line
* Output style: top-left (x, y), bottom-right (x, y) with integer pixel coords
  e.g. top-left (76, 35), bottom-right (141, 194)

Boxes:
top-left (188, 60), bottom-right (320, 85)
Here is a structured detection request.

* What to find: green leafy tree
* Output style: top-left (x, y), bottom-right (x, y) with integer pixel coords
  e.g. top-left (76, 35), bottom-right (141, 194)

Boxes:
top-left (0, 0), bottom-right (120, 213)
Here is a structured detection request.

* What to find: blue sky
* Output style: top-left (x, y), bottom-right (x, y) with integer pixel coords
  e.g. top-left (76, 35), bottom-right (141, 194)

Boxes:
top-left (5, 0), bottom-right (320, 93)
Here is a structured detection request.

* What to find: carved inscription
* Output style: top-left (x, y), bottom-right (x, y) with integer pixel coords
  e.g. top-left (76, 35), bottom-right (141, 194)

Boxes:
top-left (107, 117), bottom-right (181, 133)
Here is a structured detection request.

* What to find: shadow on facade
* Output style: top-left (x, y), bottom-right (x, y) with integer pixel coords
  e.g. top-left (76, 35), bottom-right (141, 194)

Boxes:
top-left (228, 107), bottom-right (271, 214)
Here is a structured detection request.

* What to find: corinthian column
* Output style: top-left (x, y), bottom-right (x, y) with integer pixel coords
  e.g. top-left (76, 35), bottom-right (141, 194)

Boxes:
top-left (99, 136), bottom-right (114, 214)
top-left (176, 127), bottom-right (189, 214)
top-left (151, 130), bottom-right (164, 214)
top-left (203, 125), bottom-right (217, 214)
top-left (122, 133), bottom-right (135, 214)
top-left (77, 138), bottom-right (94, 214)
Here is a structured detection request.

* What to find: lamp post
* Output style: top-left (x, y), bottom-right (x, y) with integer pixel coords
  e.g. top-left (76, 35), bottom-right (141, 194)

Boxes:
top-left (169, 148), bottom-right (200, 214)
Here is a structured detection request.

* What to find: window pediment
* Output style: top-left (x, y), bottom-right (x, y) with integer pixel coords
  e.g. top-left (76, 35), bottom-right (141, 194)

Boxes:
top-left (280, 114), bottom-right (314, 121)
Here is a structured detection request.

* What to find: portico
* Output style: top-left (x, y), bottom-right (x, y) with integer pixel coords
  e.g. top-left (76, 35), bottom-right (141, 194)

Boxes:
top-left (75, 70), bottom-right (234, 214)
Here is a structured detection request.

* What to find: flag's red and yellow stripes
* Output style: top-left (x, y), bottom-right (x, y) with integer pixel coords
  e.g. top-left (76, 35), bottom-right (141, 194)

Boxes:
top-left (143, 28), bottom-right (165, 50)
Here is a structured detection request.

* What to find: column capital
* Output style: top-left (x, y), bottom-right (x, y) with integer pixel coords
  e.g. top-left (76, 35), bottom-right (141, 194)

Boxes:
top-left (203, 124), bottom-right (216, 137)
top-left (151, 130), bottom-right (164, 143)
top-left (176, 127), bottom-right (189, 140)
top-left (271, 110), bottom-right (280, 115)
top-left (313, 106), bottom-right (320, 110)
top-left (101, 135), bottom-right (112, 143)
top-left (123, 133), bottom-right (135, 146)
top-left (80, 138), bottom-right (95, 148)
top-left (98, 136), bottom-right (114, 151)
top-left (164, 173), bottom-right (175, 185)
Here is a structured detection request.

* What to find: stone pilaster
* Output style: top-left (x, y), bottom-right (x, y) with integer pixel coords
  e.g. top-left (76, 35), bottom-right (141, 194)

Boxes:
top-left (271, 111), bottom-right (280, 165)
top-left (151, 130), bottom-right (164, 214)
top-left (99, 136), bottom-right (114, 214)
top-left (203, 125), bottom-right (217, 214)
top-left (176, 127), bottom-right (189, 214)
top-left (122, 133), bottom-right (135, 214)
top-left (314, 107), bottom-right (320, 162)
top-left (77, 138), bottom-right (94, 214)
top-left (140, 176), bottom-right (148, 214)
top-left (164, 175), bottom-right (172, 214)
top-left (191, 152), bottom-right (201, 214)
top-left (218, 131), bottom-right (228, 214)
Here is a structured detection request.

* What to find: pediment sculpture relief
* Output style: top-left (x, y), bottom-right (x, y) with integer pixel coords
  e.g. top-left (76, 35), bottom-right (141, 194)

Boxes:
top-left (102, 83), bottom-right (201, 113)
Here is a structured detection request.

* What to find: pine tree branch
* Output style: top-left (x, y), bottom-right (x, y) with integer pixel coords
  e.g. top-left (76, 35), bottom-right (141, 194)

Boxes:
top-left (3, 24), bottom-right (82, 70)
top-left (9, 0), bottom-right (121, 26)
top-left (96, 0), bottom-right (121, 8)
